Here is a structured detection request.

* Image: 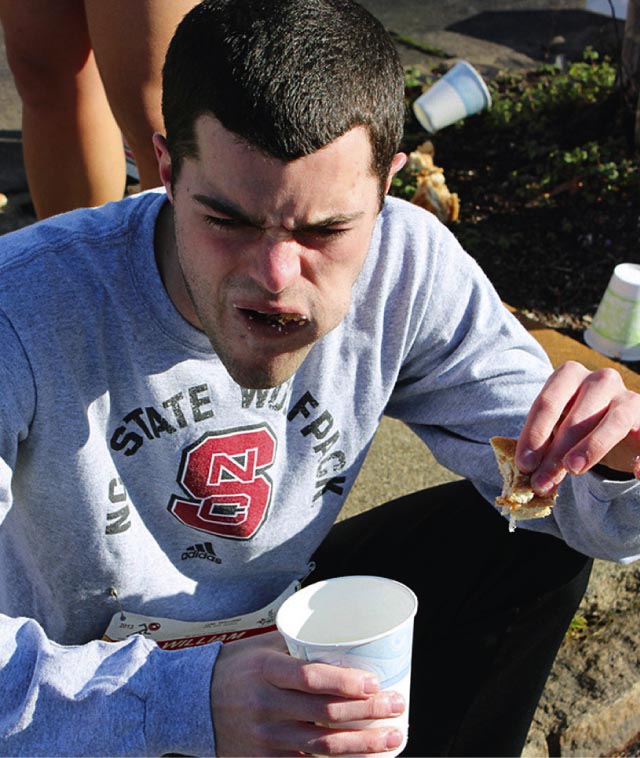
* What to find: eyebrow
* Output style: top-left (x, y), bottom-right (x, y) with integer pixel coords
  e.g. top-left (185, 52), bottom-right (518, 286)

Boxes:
top-left (193, 193), bottom-right (261, 225)
top-left (192, 193), bottom-right (365, 231)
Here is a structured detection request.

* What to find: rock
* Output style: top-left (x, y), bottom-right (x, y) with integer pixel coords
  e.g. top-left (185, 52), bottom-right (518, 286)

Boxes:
top-left (526, 559), bottom-right (640, 756)
top-left (560, 683), bottom-right (640, 756)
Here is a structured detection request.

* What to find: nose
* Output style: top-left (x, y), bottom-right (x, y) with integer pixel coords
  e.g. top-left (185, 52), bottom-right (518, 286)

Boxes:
top-left (252, 232), bottom-right (302, 294)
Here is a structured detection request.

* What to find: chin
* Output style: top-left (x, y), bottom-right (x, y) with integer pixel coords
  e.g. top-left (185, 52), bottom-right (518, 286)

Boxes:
top-left (226, 354), bottom-right (307, 390)
top-left (232, 369), bottom-right (295, 390)
top-left (209, 332), bottom-right (315, 389)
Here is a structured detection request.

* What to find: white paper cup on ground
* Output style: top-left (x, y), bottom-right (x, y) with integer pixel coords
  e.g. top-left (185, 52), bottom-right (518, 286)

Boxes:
top-left (276, 575), bottom-right (418, 757)
top-left (585, 263), bottom-right (640, 361)
top-left (412, 60), bottom-right (492, 133)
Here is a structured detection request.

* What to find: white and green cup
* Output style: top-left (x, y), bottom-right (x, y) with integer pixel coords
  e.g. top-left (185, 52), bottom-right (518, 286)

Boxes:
top-left (412, 60), bottom-right (492, 134)
top-left (585, 263), bottom-right (640, 361)
top-left (276, 575), bottom-right (418, 757)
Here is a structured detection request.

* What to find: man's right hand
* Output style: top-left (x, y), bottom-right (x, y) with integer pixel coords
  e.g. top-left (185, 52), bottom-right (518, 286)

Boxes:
top-left (210, 631), bottom-right (406, 756)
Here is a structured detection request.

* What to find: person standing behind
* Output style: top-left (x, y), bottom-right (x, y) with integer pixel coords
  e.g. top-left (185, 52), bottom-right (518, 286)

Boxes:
top-left (0, 0), bottom-right (198, 218)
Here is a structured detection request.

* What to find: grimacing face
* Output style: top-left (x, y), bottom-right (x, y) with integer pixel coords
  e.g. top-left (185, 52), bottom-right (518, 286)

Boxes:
top-left (153, 116), bottom-right (405, 389)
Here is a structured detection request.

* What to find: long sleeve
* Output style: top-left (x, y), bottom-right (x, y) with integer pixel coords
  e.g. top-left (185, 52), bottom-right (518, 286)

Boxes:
top-left (0, 311), bottom-right (219, 756)
top-left (0, 614), bottom-right (219, 756)
top-left (376, 200), bottom-right (640, 563)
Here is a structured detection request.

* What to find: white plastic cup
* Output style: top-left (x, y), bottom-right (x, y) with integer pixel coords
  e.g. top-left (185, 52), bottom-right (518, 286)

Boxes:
top-left (585, 263), bottom-right (640, 361)
top-left (276, 576), bottom-right (418, 757)
top-left (412, 60), bottom-right (492, 134)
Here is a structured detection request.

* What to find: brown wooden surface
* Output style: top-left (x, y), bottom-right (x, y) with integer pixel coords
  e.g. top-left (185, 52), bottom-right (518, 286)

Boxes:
top-left (509, 306), bottom-right (640, 392)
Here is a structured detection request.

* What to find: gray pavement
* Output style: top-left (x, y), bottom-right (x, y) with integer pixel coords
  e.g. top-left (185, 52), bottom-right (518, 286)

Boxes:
top-left (363, 0), bottom-right (624, 73)
top-left (0, 1), bottom-right (626, 514)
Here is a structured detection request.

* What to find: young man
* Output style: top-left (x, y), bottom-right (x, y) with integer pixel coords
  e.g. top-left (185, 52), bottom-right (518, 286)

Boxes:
top-left (0, 0), bottom-right (639, 755)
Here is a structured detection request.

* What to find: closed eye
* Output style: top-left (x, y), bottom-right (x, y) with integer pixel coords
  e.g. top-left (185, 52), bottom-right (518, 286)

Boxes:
top-left (204, 215), bottom-right (245, 229)
top-left (202, 215), bottom-right (264, 241)
top-left (204, 215), bottom-right (350, 244)
top-left (301, 226), bottom-right (350, 239)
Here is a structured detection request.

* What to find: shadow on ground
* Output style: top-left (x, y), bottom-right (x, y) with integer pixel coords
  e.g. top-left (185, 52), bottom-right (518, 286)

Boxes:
top-left (447, 9), bottom-right (625, 62)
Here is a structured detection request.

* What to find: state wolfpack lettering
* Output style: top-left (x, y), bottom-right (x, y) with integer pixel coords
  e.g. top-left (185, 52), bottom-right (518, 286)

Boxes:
top-left (168, 424), bottom-right (277, 539)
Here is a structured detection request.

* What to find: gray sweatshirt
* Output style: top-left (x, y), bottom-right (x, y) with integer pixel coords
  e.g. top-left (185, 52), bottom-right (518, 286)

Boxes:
top-left (0, 191), bottom-right (638, 755)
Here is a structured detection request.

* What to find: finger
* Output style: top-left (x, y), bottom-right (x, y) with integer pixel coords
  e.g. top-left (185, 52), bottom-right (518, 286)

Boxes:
top-left (529, 368), bottom-right (626, 492)
top-left (269, 721), bottom-right (405, 756)
top-left (264, 655), bottom-right (380, 699)
top-left (516, 361), bottom-right (589, 473)
top-left (271, 688), bottom-right (405, 725)
top-left (562, 389), bottom-right (640, 475)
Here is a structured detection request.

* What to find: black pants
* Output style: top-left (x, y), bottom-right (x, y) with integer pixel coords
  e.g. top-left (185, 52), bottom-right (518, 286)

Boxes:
top-left (310, 480), bottom-right (593, 757)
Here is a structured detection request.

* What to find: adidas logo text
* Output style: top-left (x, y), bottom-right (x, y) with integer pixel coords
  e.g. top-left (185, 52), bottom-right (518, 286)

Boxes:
top-left (181, 542), bottom-right (222, 563)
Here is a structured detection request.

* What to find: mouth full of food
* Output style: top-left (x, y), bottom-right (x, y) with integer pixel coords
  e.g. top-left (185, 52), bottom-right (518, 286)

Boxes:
top-left (239, 308), bottom-right (310, 334)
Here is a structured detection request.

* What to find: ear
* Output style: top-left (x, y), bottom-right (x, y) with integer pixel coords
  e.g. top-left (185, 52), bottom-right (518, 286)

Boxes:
top-left (383, 152), bottom-right (408, 195)
top-left (152, 133), bottom-right (175, 203)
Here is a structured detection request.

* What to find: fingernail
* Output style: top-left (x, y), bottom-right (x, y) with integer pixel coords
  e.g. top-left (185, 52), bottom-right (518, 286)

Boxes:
top-left (532, 474), bottom-right (555, 495)
top-left (385, 730), bottom-right (403, 749)
top-left (519, 448), bottom-right (538, 472)
top-left (566, 452), bottom-right (587, 475)
top-left (363, 674), bottom-right (379, 694)
top-left (388, 692), bottom-right (405, 715)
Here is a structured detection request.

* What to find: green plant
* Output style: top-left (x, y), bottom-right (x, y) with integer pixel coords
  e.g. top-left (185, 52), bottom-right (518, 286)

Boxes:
top-left (566, 614), bottom-right (589, 639)
top-left (395, 48), bottom-right (634, 212)
top-left (484, 49), bottom-right (617, 133)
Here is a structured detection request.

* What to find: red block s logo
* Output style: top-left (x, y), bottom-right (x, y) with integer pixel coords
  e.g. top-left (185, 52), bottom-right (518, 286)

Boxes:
top-left (168, 425), bottom-right (276, 539)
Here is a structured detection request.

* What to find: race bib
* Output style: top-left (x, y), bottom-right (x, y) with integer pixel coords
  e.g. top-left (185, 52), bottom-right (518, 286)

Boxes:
top-left (103, 573), bottom-right (306, 650)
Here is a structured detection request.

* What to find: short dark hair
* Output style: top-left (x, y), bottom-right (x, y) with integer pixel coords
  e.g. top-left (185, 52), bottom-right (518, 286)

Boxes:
top-left (162, 0), bottom-right (405, 194)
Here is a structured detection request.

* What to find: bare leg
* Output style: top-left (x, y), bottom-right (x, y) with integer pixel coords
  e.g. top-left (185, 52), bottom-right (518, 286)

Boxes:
top-left (0, 0), bottom-right (126, 218)
top-left (85, 0), bottom-right (199, 192)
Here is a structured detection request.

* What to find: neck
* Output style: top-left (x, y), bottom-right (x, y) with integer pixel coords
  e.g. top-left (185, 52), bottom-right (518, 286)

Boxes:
top-left (153, 200), bottom-right (199, 328)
